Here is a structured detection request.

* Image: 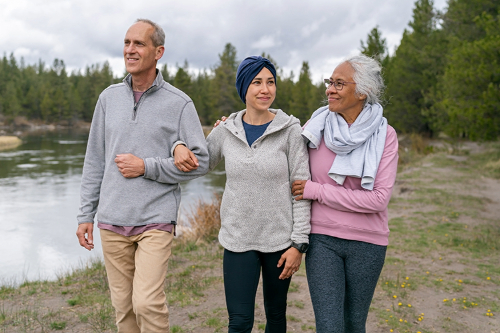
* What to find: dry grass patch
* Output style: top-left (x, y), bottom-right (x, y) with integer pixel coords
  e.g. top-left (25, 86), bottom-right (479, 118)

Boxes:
top-left (177, 195), bottom-right (221, 244)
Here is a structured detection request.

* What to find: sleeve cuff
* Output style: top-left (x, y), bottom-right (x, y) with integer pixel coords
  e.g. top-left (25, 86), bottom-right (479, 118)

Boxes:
top-left (143, 157), bottom-right (154, 180)
top-left (171, 141), bottom-right (187, 156)
top-left (303, 180), bottom-right (320, 200)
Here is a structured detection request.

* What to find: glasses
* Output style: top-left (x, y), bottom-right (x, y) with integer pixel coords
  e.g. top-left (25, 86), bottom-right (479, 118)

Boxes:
top-left (324, 79), bottom-right (356, 91)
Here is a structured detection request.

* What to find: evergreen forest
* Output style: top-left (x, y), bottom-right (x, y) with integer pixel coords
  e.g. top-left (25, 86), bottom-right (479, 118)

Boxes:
top-left (0, 0), bottom-right (499, 140)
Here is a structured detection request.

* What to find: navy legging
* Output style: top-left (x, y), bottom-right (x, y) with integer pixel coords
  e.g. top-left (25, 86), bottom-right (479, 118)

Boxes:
top-left (306, 234), bottom-right (386, 333)
top-left (223, 248), bottom-right (292, 333)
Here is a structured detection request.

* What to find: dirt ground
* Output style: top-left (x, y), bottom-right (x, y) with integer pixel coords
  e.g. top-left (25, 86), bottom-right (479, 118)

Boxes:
top-left (1, 140), bottom-right (499, 332)
top-left (166, 141), bottom-right (500, 333)
top-left (163, 141), bottom-right (500, 333)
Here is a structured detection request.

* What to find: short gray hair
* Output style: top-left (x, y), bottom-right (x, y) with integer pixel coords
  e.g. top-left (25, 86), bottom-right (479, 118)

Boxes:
top-left (135, 18), bottom-right (165, 47)
top-left (342, 55), bottom-right (384, 105)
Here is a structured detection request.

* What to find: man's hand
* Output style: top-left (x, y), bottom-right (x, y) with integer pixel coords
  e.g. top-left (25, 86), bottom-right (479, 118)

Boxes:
top-left (277, 247), bottom-right (303, 279)
top-left (76, 223), bottom-right (94, 251)
top-left (115, 153), bottom-right (145, 178)
top-left (291, 180), bottom-right (307, 201)
top-left (173, 145), bottom-right (199, 172)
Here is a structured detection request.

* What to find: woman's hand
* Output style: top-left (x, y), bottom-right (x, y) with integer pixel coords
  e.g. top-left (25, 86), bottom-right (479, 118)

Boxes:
top-left (277, 247), bottom-right (303, 279)
top-left (173, 145), bottom-right (199, 172)
top-left (213, 116), bottom-right (227, 128)
top-left (291, 180), bottom-right (307, 201)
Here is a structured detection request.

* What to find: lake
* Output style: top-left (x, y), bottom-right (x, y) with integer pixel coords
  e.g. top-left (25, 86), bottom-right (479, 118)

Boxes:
top-left (0, 130), bottom-right (225, 284)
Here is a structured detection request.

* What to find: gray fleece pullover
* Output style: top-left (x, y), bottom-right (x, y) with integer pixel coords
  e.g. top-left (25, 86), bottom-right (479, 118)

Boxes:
top-left (207, 109), bottom-right (311, 253)
top-left (77, 71), bottom-right (209, 226)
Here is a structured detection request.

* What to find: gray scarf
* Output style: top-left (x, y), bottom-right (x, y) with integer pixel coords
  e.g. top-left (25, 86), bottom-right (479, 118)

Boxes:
top-left (301, 103), bottom-right (387, 190)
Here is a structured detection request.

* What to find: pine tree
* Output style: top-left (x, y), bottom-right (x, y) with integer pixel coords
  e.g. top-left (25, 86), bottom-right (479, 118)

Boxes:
top-left (173, 60), bottom-right (192, 96)
top-left (430, 13), bottom-right (500, 139)
top-left (360, 26), bottom-right (389, 67)
top-left (210, 43), bottom-right (242, 122)
top-left (443, 0), bottom-right (499, 42)
top-left (384, 0), bottom-right (446, 134)
top-left (160, 64), bottom-right (172, 83)
top-left (289, 62), bottom-right (323, 124)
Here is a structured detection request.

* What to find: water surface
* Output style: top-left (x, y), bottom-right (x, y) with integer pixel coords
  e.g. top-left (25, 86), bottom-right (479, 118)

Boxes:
top-left (0, 130), bottom-right (225, 283)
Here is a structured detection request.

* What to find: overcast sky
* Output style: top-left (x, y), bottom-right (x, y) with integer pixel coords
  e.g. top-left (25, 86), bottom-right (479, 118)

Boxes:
top-left (1, 0), bottom-right (447, 83)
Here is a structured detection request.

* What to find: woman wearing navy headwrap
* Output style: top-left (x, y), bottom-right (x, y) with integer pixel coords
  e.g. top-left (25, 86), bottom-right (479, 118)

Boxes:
top-left (173, 56), bottom-right (311, 332)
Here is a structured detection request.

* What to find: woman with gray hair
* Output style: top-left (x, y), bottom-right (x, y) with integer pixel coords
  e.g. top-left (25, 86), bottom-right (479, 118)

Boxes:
top-left (292, 54), bottom-right (399, 332)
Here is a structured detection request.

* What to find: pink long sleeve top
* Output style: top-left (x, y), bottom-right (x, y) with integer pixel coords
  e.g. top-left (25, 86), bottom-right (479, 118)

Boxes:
top-left (303, 125), bottom-right (399, 246)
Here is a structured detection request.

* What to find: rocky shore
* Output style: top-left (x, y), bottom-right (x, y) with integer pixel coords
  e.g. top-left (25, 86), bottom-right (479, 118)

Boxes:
top-left (0, 136), bottom-right (22, 151)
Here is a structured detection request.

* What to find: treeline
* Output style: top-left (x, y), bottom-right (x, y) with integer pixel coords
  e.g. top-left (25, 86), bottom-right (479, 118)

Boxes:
top-left (0, 58), bottom-right (115, 124)
top-left (363, 0), bottom-right (500, 140)
top-left (0, 0), bottom-right (499, 140)
top-left (0, 44), bottom-right (324, 127)
top-left (160, 44), bottom-right (325, 126)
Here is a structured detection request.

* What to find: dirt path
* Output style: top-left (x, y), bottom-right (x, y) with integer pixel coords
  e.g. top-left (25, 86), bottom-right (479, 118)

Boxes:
top-left (1, 141), bottom-right (499, 332)
top-left (167, 141), bottom-right (500, 333)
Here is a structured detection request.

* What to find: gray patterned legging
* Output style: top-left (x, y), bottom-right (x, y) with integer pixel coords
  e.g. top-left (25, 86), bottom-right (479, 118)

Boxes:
top-left (306, 234), bottom-right (386, 333)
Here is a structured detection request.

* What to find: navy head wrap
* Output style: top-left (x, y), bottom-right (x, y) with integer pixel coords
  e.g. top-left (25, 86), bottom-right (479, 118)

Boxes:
top-left (235, 56), bottom-right (277, 104)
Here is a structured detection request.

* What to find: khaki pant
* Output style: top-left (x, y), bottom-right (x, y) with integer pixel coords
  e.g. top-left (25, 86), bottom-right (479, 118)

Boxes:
top-left (100, 228), bottom-right (173, 333)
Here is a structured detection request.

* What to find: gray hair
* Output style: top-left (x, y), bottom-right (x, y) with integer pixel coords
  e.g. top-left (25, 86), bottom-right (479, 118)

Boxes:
top-left (135, 18), bottom-right (165, 47)
top-left (342, 55), bottom-right (384, 105)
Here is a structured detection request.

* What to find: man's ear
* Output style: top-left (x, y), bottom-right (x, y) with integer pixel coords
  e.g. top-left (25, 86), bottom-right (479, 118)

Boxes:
top-left (155, 46), bottom-right (165, 61)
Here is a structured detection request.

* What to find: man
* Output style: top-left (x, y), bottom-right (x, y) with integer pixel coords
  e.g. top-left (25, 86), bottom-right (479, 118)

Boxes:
top-left (76, 19), bottom-right (209, 332)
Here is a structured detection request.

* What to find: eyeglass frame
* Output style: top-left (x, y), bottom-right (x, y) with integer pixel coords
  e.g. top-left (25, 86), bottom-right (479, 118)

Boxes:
top-left (324, 78), bottom-right (356, 91)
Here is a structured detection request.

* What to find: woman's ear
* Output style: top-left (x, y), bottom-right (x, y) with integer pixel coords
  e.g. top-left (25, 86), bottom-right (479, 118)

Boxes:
top-left (357, 93), bottom-right (367, 101)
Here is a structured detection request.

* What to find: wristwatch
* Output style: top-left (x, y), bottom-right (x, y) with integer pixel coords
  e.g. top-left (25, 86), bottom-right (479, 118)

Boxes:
top-left (291, 242), bottom-right (309, 253)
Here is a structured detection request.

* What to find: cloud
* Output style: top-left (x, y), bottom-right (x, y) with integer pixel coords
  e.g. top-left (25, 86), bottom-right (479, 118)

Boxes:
top-left (251, 35), bottom-right (280, 49)
top-left (0, 0), bottom-right (449, 83)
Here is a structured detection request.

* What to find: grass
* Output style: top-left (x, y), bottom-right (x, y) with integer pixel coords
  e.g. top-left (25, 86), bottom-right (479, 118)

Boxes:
top-left (371, 137), bottom-right (500, 332)
top-left (1, 135), bottom-right (499, 332)
top-left (178, 195), bottom-right (221, 244)
top-left (204, 307), bottom-right (227, 332)
top-left (0, 194), bottom-right (226, 331)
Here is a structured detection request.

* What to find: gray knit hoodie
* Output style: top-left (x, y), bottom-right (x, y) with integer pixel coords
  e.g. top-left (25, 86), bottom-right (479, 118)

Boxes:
top-left (207, 109), bottom-right (311, 253)
top-left (77, 71), bottom-right (209, 226)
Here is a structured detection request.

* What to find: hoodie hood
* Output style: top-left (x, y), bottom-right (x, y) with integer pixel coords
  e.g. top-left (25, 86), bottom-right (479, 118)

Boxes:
top-left (221, 108), bottom-right (300, 144)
